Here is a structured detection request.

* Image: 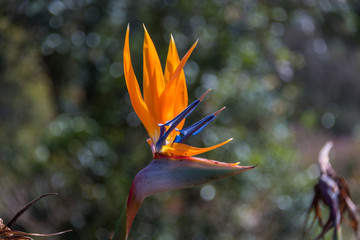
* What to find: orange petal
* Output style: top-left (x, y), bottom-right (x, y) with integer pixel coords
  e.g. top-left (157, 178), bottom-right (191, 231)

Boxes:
top-left (143, 25), bottom-right (165, 126)
top-left (162, 35), bottom-right (183, 123)
top-left (162, 40), bottom-right (197, 129)
top-left (164, 35), bottom-right (181, 86)
top-left (123, 26), bottom-right (156, 139)
top-left (161, 138), bottom-right (233, 157)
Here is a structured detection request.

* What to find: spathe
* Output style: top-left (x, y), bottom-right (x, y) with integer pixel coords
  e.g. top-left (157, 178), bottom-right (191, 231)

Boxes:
top-left (119, 156), bottom-right (255, 240)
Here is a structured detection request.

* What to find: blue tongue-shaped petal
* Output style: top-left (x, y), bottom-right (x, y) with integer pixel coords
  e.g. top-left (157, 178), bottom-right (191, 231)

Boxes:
top-left (174, 107), bottom-right (225, 143)
top-left (155, 89), bottom-right (211, 152)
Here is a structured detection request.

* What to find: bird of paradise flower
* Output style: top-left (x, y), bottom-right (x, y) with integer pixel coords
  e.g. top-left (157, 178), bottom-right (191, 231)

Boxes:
top-left (115, 25), bottom-right (255, 240)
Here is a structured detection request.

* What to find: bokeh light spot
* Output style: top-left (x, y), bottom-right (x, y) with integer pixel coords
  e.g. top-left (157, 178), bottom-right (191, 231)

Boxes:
top-left (109, 62), bottom-right (123, 78)
top-left (275, 195), bottom-right (293, 210)
top-left (45, 33), bottom-right (62, 48)
top-left (35, 145), bottom-right (50, 162)
top-left (49, 15), bottom-right (63, 28)
top-left (200, 184), bottom-right (216, 201)
top-left (93, 184), bottom-right (107, 199)
top-left (313, 38), bottom-right (328, 55)
top-left (71, 213), bottom-right (85, 228)
top-left (71, 31), bottom-right (86, 46)
top-left (48, 0), bottom-right (65, 15)
top-left (86, 32), bottom-right (101, 48)
top-left (321, 112), bottom-right (335, 129)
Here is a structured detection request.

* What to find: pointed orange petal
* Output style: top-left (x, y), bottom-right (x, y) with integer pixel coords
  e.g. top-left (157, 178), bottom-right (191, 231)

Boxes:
top-left (143, 25), bottom-right (165, 125)
top-left (168, 40), bottom-right (198, 85)
top-left (124, 26), bottom-right (156, 139)
top-left (161, 138), bottom-right (233, 157)
top-left (162, 35), bottom-right (187, 131)
top-left (164, 35), bottom-right (181, 86)
top-left (161, 40), bottom-right (197, 129)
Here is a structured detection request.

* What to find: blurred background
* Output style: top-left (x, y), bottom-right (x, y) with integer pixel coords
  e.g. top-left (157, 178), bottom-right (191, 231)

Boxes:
top-left (1, 0), bottom-right (360, 239)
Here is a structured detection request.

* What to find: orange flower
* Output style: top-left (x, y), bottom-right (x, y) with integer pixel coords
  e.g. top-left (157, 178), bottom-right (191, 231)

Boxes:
top-left (117, 25), bottom-right (255, 240)
top-left (123, 24), bottom-right (232, 157)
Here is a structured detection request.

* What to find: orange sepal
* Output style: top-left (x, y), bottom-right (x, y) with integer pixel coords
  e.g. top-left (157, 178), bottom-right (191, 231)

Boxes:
top-left (162, 35), bottom-right (187, 126)
top-left (161, 40), bottom-right (197, 132)
top-left (143, 25), bottom-right (165, 126)
top-left (161, 138), bottom-right (233, 157)
top-left (123, 26), bottom-right (156, 139)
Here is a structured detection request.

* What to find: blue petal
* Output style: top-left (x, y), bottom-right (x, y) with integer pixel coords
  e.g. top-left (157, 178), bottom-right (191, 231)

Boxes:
top-left (174, 115), bottom-right (215, 143)
top-left (174, 107), bottom-right (225, 144)
top-left (155, 89), bottom-right (211, 152)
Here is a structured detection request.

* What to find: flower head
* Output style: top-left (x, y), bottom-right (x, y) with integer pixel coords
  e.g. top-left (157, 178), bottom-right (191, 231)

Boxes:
top-left (118, 25), bottom-right (255, 240)
top-left (304, 141), bottom-right (359, 240)
top-left (123, 25), bottom-right (232, 157)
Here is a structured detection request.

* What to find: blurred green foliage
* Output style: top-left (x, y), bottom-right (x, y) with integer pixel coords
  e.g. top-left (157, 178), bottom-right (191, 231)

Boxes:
top-left (0, 0), bottom-right (359, 239)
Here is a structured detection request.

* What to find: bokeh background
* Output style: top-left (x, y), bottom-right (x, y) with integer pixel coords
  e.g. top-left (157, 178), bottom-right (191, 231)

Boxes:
top-left (1, 0), bottom-right (360, 239)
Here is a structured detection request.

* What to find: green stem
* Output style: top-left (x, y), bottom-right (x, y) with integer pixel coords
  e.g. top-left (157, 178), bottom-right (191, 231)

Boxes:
top-left (113, 200), bottom-right (127, 240)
